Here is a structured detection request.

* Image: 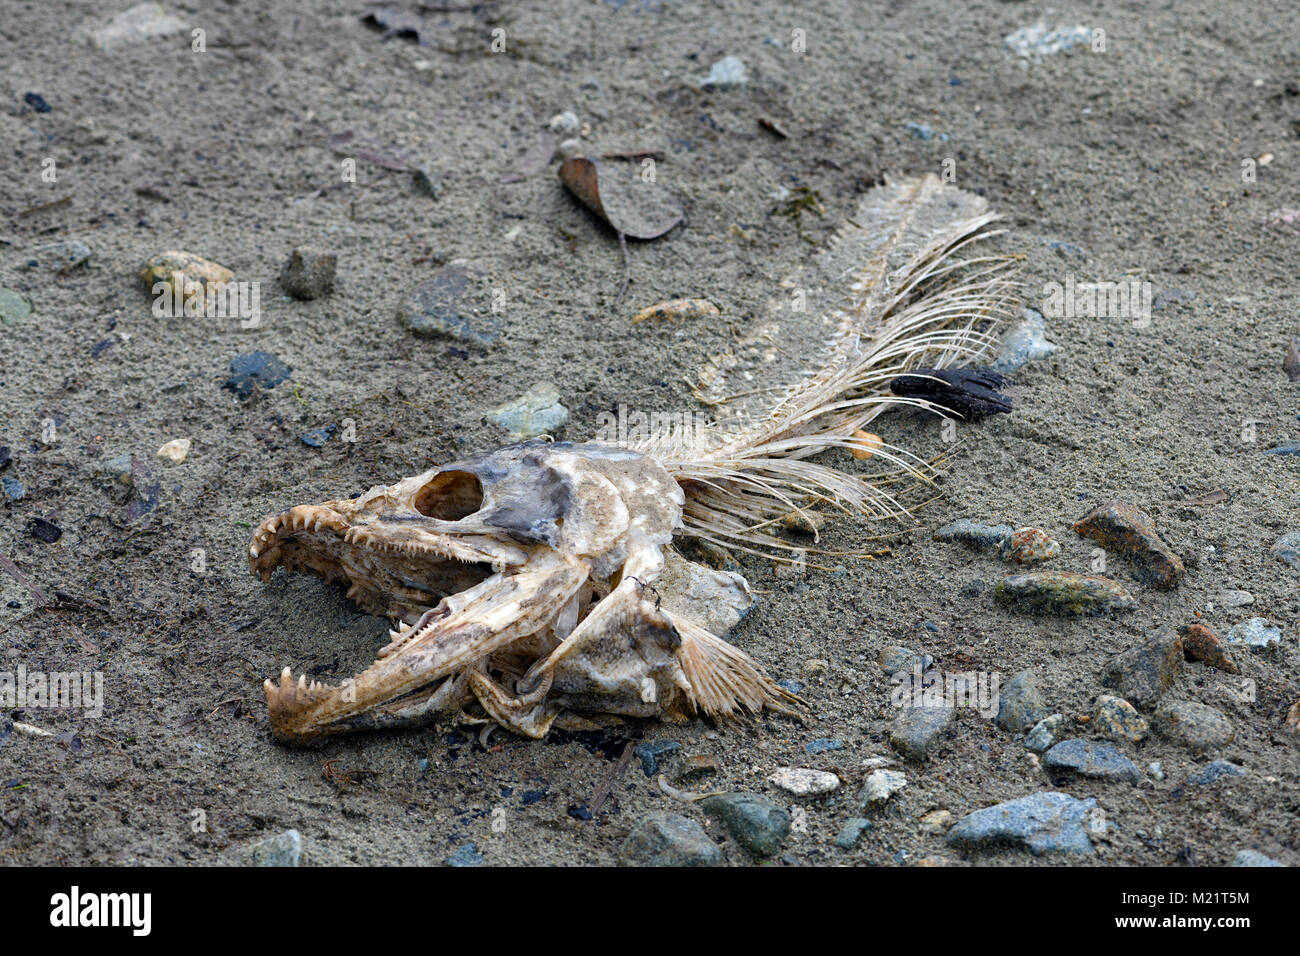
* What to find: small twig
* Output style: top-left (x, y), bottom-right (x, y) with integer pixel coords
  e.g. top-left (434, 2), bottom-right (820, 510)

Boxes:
top-left (588, 741), bottom-right (636, 815)
top-left (616, 231), bottom-right (630, 306)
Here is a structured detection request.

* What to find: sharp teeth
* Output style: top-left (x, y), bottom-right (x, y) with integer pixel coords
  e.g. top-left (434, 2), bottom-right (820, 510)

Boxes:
top-left (297, 675), bottom-right (307, 692)
top-left (281, 666), bottom-right (292, 687)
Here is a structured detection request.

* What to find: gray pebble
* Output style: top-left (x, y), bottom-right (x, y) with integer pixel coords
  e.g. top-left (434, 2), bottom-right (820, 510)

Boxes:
top-left (633, 739), bottom-right (681, 777)
top-left (280, 247), bottom-right (337, 300)
top-left (397, 262), bottom-right (502, 347)
top-left (1153, 699), bottom-right (1234, 753)
top-left (997, 669), bottom-right (1048, 732)
top-left (1024, 713), bottom-right (1065, 752)
top-left (1043, 739), bottom-right (1142, 783)
top-left (1188, 760), bottom-right (1245, 785)
top-left (1271, 531), bottom-right (1300, 569)
top-left (890, 702), bottom-right (955, 760)
top-left (248, 829), bottom-right (302, 867)
top-left (1225, 617), bottom-right (1281, 652)
top-left (699, 793), bottom-right (790, 857)
top-left (834, 817), bottom-right (872, 849)
top-left (989, 308), bottom-right (1057, 373)
top-left (933, 518), bottom-right (1013, 550)
top-left (1232, 850), bottom-right (1284, 867)
top-left (947, 791), bottom-right (1098, 856)
top-left (1101, 627), bottom-right (1182, 708)
top-left (618, 812), bottom-right (722, 866)
top-left (446, 843), bottom-right (485, 867)
top-left (486, 382), bottom-right (569, 439)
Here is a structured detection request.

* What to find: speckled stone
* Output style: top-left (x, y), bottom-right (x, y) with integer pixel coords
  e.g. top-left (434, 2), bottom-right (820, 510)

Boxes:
top-left (1073, 500), bottom-right (1185, 589)
top-left (768, 767), bottom-right (840, 797)
top-left (1188, 760), bottom-right (1245, 786)
top-left (996, 571), bottom-right (1137, 616)
top-left (999, 527), bottom-right (1061, 564)
top-left (1225, 618), bottom-right (1281, 653)
top-left (1271, 531), bottom-right (1300, 569)
top-left (248, 829), bottom-right (302, 867)
top-left (834, 818), bottom-right (872, 849)
top-left (1232, 850), bottom-right (1283, 867)
top-left (1093, 695), bottom-right (1149, 743)
top-left (1153, 699), bottom-right (1234, 753)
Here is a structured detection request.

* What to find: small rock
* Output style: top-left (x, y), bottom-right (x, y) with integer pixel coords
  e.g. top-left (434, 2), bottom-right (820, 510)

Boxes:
top-left (248, 829), bottom-right (302, 867)
top-left (780, 510), bottom-right (826, 534)
top-left (946, 792), bottom-right (1098, 856)
top-left (0, 288), bottom-right (33, 325)
top-left (877, 646), bottom-right (932, 677)
top-left (1093, 695), bottom-right (1149, 743)
top-left (990, 307), bottom-right (1057, 373)
top-left (997, 571), bottom-right (1136, 616)
top-left (833, 817), bottom-right (872, 849)
top-left (618, 812), bottom-right (722, 866)
top-left (2, 477), bottom-right (25, 501)
top-left (1263, 442), bottom-right (1300, 456)
top-left (223, 351), bottom-right (291, 399)
top-left (301, 426), bottom-right (336, 448)
top-left (1152, 288), bottom-right (1198, 312)
top-left (548, 111), bottom-right (581, 136)
top-left (140, 251), bottom-right (233, 297)
top-left (801, 659), bottom-right (829, 678)
top-left (1286, 701), bottom-right (1300, 735)
top-left (486, 382), bottom-right (569, 439)
top-left (24, 92), bottom-right (51, 113)
top-left (1004, 22), bottom-right (1094, 60)
top-left (1073, 500), bottom-right (1185, 589)
top-left (446, 843), bottom-right (485, 867)
top-left (156, 438), bottom-right (190, 464)
top-left (1024, 714), bottom-right (1066, 752)
top-left (700, 55), bottom-right (747, 90)
top-left (859, 769), bottom-right (907, 806)
top-left (776, 679), bottom-right (803, 695)
top-left (1187, 760), bottom-right (1245, 785)
top-left (1101, 627), bottom-right (1182, 708)
top-left (769, 767), bottom-right (840, 797)
top-left (24, 240), bottom-right (91, 274)
top-left (890, 703), bottom-right (955, 760)
top-left (699, 793), bottom-right (790, 857)
top-left (997, 669), bottom-right (1048, 733)
top-left (633, 739), bottom-right (680, 777)
top-left (1153, 700), bottom-right (1234, 753)
top-left (902, 121), bottom-right (948, 142)
top-left (90, 3), bottom-right (187, 50)
top-left (412, 166), bottom-right (442, 199)
top-left (1148, 761), bottom-right (1165, 781)
top-left (1225, 617), bottom-right (1281, 652)
top-left (999, 527), bottom-right (1061, 564)
top-left (397, 262), bottom-right (502, 347)
top-left (1043, 739), bottom-right (1141, 783)
top-left (1217, 589), bottom-right (1255, 608)
top-left (1178, 623), bottom-right (1237, 673)
top-left (1232, 850), bottom-right (1284, 867)
top-left (933, 518), bottom-right (1014, 550)
top-left (280, 248), bottom-right (337, 300)
top-left (861, 756), bottom-right (895, 771)
top-left (805, 738), bottom-right (843, 755)
top-left (29, 518), bottom-right (62, 543)
top-left (848, 430), bottom-right (883, 460)
top-left (657, 550), bottom-right (754, 637)
top-left (1271, 531), bottom-right (1300, 569)
top-left (918, 809), bottom-right (954, 834)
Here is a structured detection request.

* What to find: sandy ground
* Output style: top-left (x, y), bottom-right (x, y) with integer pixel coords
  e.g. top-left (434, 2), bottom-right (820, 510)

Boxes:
top-left (0, 0), bottom-right (1297, 866)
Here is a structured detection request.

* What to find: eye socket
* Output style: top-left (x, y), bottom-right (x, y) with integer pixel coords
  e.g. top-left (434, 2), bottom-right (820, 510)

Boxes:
top-left (413, 470), bottom-right (484, 521)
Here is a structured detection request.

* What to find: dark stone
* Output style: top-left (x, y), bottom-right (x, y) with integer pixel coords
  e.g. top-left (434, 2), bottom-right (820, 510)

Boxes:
top-left (223, 351), bottom-right (291, 399)
top-left (633, 739), bottom-right (680, 777)
top-left (1188, 760), bottom-right (1245, 785)
top-left (1101, 627), bottom-right (1182, 709)
top-left (997, 669), bottom-right (1048, 732)
top-left (398, 262), bottom-right (502, 347)
top-left (29, 518), bottom-right (62, 543)
top-left (280, 248), bottom-right (337, 300)
top-left (700, 792), bottom-right (791, 857)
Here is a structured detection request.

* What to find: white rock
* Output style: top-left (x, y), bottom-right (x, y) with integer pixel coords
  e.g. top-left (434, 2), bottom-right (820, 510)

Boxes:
top-left (157, 437), bottom-right (191, 463)
top-left (90, 3), bottom-right (187, 50)
top-left (860, 769), bottom-right (907, 805)
top-left (768, 767), bottom-right (840, 797)
top-left (548, 111), bottom-right (581, 136)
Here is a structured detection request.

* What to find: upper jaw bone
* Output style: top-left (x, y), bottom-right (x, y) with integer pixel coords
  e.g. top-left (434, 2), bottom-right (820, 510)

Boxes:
top-left (264, 552), bottom-right (590, 743)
